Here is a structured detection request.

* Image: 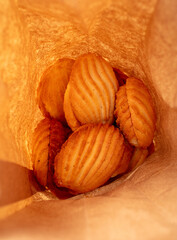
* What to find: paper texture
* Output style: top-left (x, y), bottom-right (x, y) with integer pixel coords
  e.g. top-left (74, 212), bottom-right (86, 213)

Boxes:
top-left (0, 0), bottom-right (177, 239)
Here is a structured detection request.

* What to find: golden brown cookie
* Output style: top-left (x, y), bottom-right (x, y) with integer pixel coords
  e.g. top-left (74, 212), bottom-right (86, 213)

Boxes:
top-left (32, 118), bottom-right (69, 187)
top-left (64, 53), bottom-right (119, 131)
top-left (63, 83), bottom-right (80, 131)
top-left (37, 58), bottom-right (74, 124)
top-left (111, 142), bottom-right (133, 177)
top-left (128, 147), bottom-right (149, 171)
top-left (54, 124), bottom-right (125, 193)
top-left (114, 77), bottom-right (156, 147)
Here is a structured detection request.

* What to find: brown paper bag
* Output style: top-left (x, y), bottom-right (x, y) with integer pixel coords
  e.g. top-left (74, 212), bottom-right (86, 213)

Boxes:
top-left (0, 0), bottom-right (177, 239)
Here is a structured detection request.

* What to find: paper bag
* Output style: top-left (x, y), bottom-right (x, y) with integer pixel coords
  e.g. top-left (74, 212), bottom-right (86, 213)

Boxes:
top-left (0, 0), bottom-right (177, 239)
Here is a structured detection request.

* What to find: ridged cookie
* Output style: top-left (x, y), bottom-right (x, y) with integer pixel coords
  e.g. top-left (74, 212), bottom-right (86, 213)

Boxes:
top-left (37, 58), bottom-right (74, 124)
top-left (111, 142), bottom-right (133, 177)
top-left (115, 77), bottom-right (156, 147)
top-left (64, 53), bottom-right (119, 131)
top-left (54, 124), bottom-right (125, 193)
top-left (64, 83), bottom-right (81, 131)
top-left (128, 148), bottom-right (149, 171)
top-left (32, 118), bottom-right (69, 187)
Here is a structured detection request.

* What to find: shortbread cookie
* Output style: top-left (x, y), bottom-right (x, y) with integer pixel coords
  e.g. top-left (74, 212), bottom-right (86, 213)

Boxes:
top-left (37, 58), bottom-right (74, 123)
top-left (111, 142), bottom-right (133, 177)
top-left (115, 77), bottom-right (156, 147)
top-left (128, 147), bottom-right (149, 171)
top-left (54, 124), bottom-right (125, 193)
top-left (64, 53), bottom-right (118, 131)
top-left (32, 118), bottom-right (69, 186)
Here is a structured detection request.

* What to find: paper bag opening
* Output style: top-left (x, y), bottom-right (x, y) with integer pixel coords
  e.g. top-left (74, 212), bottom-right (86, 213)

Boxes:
top-left (0, 0), bottom-right (177, 239)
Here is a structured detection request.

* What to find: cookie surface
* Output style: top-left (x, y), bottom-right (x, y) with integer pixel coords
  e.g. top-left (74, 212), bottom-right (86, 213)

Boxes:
top-left (32, 118), bottom-right (50, 186)
top-left (54, 124), bottom-right (125, 193)
top-left (32, 118), bottom-right (69, 187)
top-left (111, 142), bottom-right (133, 177)
top-left (37, 58), bottom-right (74, 123)
top-left (64, 53), bottom-right (118, 131)
top-left (128, 147), bottom-right (149, 171)
top-left (115, 77), bottom-right (156, 147)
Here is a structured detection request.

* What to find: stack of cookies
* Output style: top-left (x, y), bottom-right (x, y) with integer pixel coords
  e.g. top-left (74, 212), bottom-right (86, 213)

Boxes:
top-left (32, 53), bottom-right (156, 194)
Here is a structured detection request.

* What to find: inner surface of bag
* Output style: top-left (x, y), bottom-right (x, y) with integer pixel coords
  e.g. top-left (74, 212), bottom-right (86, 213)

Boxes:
top-left (0, 0), bottom-right (177, 239)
